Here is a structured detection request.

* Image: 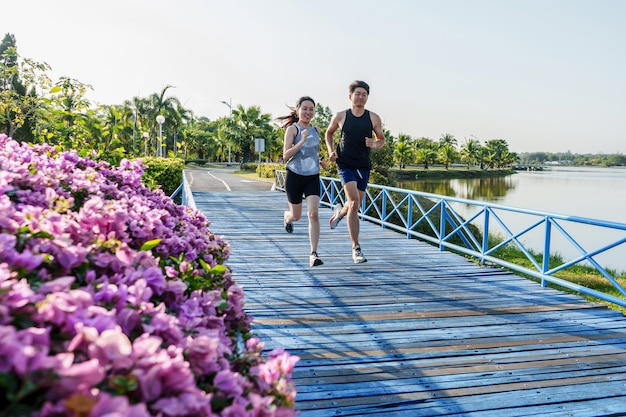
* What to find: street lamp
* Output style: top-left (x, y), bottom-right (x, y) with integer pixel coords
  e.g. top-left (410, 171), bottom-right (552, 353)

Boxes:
top-left (220, 99), bottom-right (232, 164)
top-left (156, 115), bottom-right (165, 157)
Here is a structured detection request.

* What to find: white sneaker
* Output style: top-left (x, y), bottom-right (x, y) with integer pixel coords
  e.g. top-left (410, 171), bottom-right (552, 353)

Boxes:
top-left (284, 211), bottom-right (293, 233)
top-left (309, 252), bottom-right (323, 267)
top-left (352, 246), bottom-right (367, 263)
top-left (329, 203), bottom-right (343, 229)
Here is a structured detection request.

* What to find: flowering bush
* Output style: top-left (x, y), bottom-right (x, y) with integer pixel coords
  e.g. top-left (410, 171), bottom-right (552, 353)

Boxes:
top-left (0, 134), bottom-right (299, 417)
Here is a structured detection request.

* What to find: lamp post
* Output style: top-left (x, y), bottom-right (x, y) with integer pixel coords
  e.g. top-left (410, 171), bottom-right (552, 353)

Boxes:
top-left (156, 115), bottom-right (165, 157)
top-left (220, 99), bottom-right (232, 164)
top-left (142, 132), bottom-right (149, 156)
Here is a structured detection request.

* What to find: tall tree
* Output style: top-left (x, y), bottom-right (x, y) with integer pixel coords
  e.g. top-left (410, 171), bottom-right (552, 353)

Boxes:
top-left (438, 144), bottom-right (458, 169)
top-left (229, 105), bottom-right (273, 162)
top-left (394, 133), bottom-right (413, 168)
top-left (147, 85), bottom-right (182, 156)
top-left (484, 139), bottom-right (511, 169)
top-left (439, 133), bottom-right (457, 148)
top-left (0, 35), bottom-right (50, 141)
top-left (460, 138), bottom-right (481, 169)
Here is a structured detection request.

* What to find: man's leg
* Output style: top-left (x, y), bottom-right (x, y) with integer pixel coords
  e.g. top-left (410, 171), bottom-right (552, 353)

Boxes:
top-left (342, 181), bottom-right (361, 249)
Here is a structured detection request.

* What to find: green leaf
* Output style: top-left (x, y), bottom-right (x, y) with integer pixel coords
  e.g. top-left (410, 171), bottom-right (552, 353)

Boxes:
top-left (30, 231), bottom-right (54, 240)
top-left (211, 264), bottom-right (228, 274)
top-left (198, 258), bottom-right (211, 271)
top-left (140, 239), bottom-right (161, 251)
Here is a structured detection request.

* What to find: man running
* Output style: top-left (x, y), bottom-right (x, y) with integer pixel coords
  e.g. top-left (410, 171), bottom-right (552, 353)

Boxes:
top-left (325, 80), bottom-right (386, 263)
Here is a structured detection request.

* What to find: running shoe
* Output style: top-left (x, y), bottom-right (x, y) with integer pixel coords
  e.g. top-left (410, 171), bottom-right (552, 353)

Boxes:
top-left (352, 246), bottom-right (367, 263)
top-left (309, 252), bottom-right (323, 267)
top-left (284, 211), bottom-right (293, 233)
top-left (329, 203), bottom-right (343, 229)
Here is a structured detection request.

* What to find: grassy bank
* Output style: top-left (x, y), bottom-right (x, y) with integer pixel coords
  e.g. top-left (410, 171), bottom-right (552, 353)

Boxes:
top-left (391, 165), bottom-right (516, 180)
top-left (484, 238), bottom-right (626, 314)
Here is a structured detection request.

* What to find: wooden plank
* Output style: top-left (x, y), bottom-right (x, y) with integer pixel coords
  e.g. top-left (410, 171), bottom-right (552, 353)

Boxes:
top-left (194, 191), bottom-right (626, 417)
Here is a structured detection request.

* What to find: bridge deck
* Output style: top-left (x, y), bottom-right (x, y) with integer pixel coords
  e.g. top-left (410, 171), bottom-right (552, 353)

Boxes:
top-left (194, 190), bottom-right (626, 417)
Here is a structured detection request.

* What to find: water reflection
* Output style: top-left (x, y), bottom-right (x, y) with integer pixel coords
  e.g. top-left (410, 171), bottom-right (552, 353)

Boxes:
top-left (397, 175), bottom-right (517, 201)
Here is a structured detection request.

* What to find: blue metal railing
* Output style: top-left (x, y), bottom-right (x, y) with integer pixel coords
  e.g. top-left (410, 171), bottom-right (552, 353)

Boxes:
top-left (275, 170), bottom-right (626, 308)
top-left (170, 175), bottom-right (196, 209)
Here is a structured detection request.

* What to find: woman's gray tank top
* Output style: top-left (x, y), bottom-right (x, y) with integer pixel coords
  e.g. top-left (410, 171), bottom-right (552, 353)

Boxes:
top-left (285, 123), bottom-right (320, 176)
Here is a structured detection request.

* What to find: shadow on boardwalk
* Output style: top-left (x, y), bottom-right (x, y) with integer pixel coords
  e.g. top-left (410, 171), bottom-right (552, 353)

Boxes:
top-left (194, 188), bottom-right (626, 417)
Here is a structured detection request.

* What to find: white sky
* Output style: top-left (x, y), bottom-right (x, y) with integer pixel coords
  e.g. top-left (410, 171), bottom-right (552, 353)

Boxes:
top-left (4, 0), bottom-right (625, 154)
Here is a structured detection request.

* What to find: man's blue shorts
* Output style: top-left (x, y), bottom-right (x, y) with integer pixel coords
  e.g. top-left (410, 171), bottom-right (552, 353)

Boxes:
top-left (338, 168), bottom-right (370, 191)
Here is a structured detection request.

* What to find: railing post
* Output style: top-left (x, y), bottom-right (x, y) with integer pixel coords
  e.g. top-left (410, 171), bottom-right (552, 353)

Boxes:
top-left (439, 201), bottom-right (446, 251)
top-left (481, 209), bottom-right (490, 265)
top-left (381, 190), bottom-right (387, 229)
top-left (407, 195), bottom-right (413, 240)
top-left (542, 217), bottom-right (552, 287)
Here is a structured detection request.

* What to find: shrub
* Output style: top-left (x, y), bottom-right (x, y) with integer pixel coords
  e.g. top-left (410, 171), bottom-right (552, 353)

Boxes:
top-left (0, 134), bottom-right (299, 417)
top-left (139, 156), bottom-right (184, 196)
top-left (257, 163), bottom-right (283, 179)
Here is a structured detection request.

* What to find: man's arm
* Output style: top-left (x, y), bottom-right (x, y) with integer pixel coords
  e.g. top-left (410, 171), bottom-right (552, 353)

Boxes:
top-left (325, 111), bottom-right (344, 161)
top-left (370, 111), bottom-right (386, 149)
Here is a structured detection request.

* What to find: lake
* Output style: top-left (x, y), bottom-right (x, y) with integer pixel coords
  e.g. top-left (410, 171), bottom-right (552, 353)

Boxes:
top-left (396, 166), bottom-right (626, 272)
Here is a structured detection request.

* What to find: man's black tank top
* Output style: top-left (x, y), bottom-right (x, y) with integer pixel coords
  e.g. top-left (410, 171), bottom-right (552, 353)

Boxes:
top-left (337, 109), bottom-right (373, 170)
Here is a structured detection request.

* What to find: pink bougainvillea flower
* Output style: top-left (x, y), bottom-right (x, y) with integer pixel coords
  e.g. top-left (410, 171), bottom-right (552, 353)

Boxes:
top-left (0, 134), bottom-right (299, 416)
top-left (55, 358), bottom-right (106, 395)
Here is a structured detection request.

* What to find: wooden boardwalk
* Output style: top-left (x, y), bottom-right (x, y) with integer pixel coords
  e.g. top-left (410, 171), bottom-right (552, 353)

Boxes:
top-left (194, 190), bottom-right (626, 417)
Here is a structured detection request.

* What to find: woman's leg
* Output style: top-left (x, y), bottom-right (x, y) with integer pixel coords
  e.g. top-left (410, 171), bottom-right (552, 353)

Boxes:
top-left (305, 194), bottom-right (320, 253)
top-left (285, 202), bottom-right (302, 225)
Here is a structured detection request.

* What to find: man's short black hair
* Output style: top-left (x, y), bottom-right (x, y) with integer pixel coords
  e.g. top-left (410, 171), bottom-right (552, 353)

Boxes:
top-left (349, 80), bottom-right (370, 95)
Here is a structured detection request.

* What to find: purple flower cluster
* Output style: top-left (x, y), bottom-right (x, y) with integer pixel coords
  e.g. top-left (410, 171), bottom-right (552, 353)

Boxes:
top-left (0, 134), bottom-right (299, 416)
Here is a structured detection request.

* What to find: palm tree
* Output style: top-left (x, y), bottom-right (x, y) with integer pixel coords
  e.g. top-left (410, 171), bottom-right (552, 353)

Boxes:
top-left (99, 104), bottom-right (133, 152)
top-left (229, 105), bottom-right (273, 162)
top-left (484, 139), bottom-right (511, 168)
top-left (170, 103), bottom-right (193, 157)
top-left (439, 133), bottom-right (457, 148)
top-left (394, 133), bottom-right (413, 168)
top-left (438, 144), bottom-right (458, 169)
top-left (147, 85), bottom-right (182, 156)
top-left (460, 138), bottom-right (481, 169)
top-left (261, 125), bottom-right (282, 162)
top-left (415, 147), bottom-right (437, 169)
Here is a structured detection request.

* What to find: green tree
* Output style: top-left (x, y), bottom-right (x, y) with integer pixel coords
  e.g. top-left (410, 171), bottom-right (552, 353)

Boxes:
top-left (310, 102), bottom-right (334, 163)
top-left (394, 133), bottom-right (413, 168)
top-left (484, 139), bottom-right (511, 169)
top-left (185, 117), bottom-right (219, 160)
top-left (170, 103), bottom-right (193, 158)
top-left (413, 137), bottom-right (437, 169)
top-left (229, 105), bottom-right (273, 162)
top-left (0, 38), bottom-right (51, 141)
top-left (415, 146), bottom-right (437, 169)
top-left (439, 133), bottom-right (457, 148)
top-left (40, 76), bottom-right (93, 150)
top-left (438, 144), bottom-right (458, 169)
top-left (311, 103), bottom-right (333, 134)
top-left (460, 138), bottom-right (481, 169)
top-left (146, 85), bottom-right (182, 157)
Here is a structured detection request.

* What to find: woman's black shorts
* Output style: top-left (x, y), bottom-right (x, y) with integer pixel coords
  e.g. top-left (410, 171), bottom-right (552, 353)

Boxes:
top-left (285, 169), bottom-right (321, 204)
